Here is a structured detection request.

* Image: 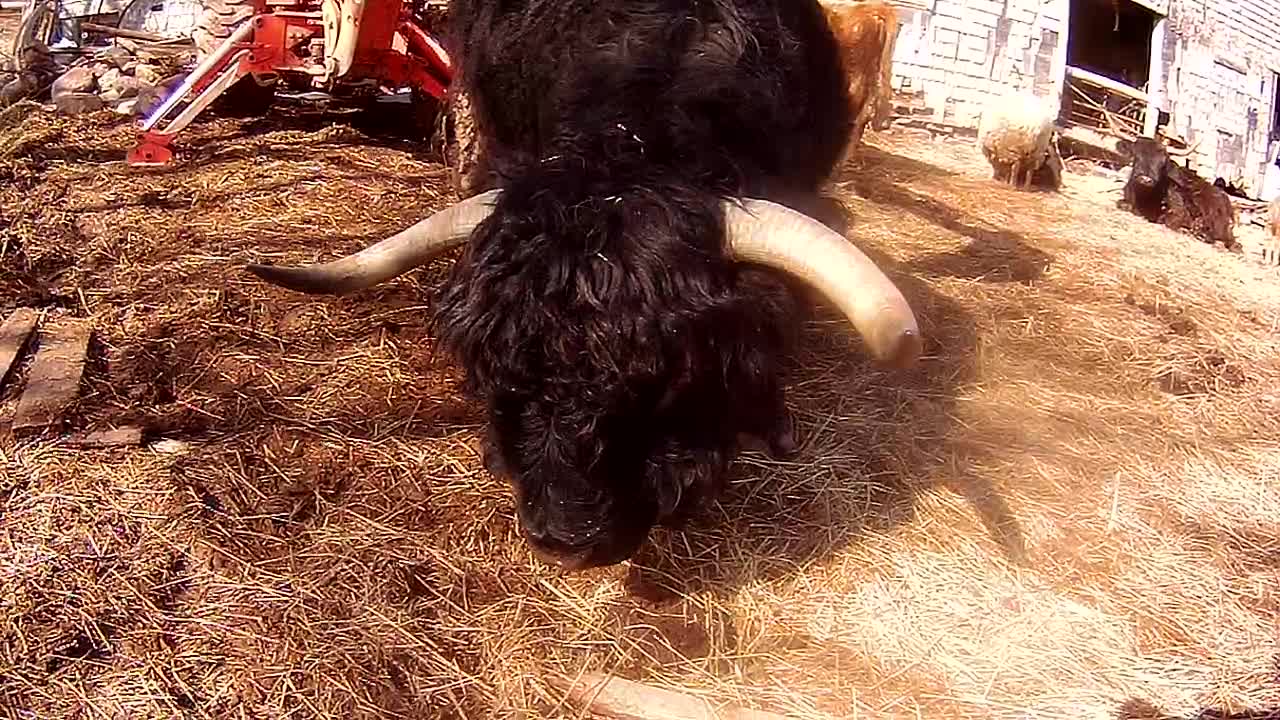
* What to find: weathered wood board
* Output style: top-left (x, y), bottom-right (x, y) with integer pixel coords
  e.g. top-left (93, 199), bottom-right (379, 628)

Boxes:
top-left (12, 319), bottom-right (93, 431)
top-left (0, 307), bottom-right (40, 389)
top-left (556, 672), bottom-right (793, 720)
top-left (63, 427), bottom-right (144, 448)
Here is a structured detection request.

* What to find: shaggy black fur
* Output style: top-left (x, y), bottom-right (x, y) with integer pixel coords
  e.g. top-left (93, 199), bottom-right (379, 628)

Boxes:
top-left (1117, 137), bottom-right (1237, 250)
top-left (431, 0), bottom-right (853, 569)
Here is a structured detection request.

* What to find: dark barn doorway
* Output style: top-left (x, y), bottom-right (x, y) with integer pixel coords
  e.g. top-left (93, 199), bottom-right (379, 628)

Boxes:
top-left (1062, 0), bottom-right (1162, 137)
top-left (1067, 0), bottom-right (1160, 89)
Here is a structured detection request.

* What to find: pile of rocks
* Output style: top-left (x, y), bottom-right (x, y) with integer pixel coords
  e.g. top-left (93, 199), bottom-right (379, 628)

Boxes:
top-left (50, 44), bottom-right (190, 117)
top-left (0, 36), bottom-right (192, 118)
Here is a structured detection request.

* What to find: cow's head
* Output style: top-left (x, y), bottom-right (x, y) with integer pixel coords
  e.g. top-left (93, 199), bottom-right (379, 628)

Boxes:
top-left (1116, 137), bottom-right (1171, 190)
top-left (245, 190), bottom-right (923, 566)
top-left (1117, 136), bottom-right (1196, 190)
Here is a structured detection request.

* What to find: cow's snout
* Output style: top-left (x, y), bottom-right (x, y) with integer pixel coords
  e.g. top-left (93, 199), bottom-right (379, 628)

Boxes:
top-left (1134, 174), bottom-right (1156, 187)
top-left (515, 493), bottom-right (651, 571)
top-left (523, 527), bottom-right (645, 571)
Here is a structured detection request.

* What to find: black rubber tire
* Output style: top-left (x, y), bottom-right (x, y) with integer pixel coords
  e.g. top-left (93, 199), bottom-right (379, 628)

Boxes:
top-left (192, 0), bottom-right (276, 116)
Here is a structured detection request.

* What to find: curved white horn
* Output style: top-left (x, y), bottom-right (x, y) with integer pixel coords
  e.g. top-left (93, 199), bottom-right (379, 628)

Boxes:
top-left (1165, 137), bottom-right (1201, 158)
top-left (246, 189), bottom-right (502, 294)
top-left (723, 198), bottom-right (923, 369)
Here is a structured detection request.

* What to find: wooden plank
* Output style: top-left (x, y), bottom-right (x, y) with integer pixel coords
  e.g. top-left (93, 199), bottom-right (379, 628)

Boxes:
top-left (62, 427), bottom-right (144, 448)
top-left (79, 22), bottom-right (169, 43)
top-left (0, 308), bottom-right (40, 389)
top-left (1065, 65), bottom-right (1149, 104)
top-left (12, 319), bottom-right (93, 432)
top-left (555, 673), bottom-right (794, 720)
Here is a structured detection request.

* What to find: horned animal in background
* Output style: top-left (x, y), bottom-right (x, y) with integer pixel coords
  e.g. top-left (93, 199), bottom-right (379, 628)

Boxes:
top-left (246, 0), bottom-right (922, 571)
top-left (1263, 196), bottom-right (1280, 266)
top-left (1213, 176), bottom-right (1250, 199)
top-left (1116, 136), bottom-right (1237, 250)
top-left (976, 92), bottom-right (1061, 191)
top-left (823, 0), bottom-right (899, 152)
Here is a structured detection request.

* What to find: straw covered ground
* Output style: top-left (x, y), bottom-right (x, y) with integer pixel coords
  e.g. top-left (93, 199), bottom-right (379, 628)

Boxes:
top-left (3, 54), bottom-right (1280, 720)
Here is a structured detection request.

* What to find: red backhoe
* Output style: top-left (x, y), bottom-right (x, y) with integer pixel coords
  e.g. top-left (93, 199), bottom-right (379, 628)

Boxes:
top-left (125, 0), bottom-right (454, 165)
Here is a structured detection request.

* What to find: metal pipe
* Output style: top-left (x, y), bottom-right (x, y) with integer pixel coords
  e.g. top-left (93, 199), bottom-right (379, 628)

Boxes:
top-left (150, 49), bottom-right (252, 137)
top-left (141, 19), bottom-right (256, 131)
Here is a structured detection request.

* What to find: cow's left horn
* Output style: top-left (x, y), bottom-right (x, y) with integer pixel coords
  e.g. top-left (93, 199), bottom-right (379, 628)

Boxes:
top-left (246, 190), bottom-right (503, 294)
top-left (722, 198), bottom-right (922, 369)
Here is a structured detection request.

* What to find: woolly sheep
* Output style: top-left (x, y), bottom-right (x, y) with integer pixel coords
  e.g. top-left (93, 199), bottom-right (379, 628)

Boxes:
top-left (977, 92), bottom-right (1062, 191)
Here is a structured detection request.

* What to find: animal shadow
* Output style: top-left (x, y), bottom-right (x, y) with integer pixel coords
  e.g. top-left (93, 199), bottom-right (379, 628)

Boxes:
top-left (1119, 698), bottom-right (1280, 720)
top-left (846, 146), bottom-right (1054, 285)
top-left (198, 102), bottom-right (444, 161)
top-left (625, 188), bottom-right (1028, 600)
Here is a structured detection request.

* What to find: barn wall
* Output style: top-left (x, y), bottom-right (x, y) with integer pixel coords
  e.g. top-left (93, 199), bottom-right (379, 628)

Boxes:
top-left (884, 0), bottom-right (1070, 126)
top-left (874, 0), bottom-right (1280, 197)
top-left (1160, 1), bottom-right (1280, 198)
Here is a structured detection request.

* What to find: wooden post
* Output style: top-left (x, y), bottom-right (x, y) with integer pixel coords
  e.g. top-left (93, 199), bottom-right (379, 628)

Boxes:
top-left (1144, 16), bottom-right (1168, 138)
top-left (1052, 0), bottom-right (1071, 116)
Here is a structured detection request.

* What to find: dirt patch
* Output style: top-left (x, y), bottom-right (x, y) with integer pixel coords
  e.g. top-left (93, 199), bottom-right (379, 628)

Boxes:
top-left (1, 108), bottom-right (1279, 720)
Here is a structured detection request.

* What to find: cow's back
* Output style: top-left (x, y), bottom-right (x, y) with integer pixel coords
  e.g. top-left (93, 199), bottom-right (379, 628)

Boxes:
top-left (1170, 168), bottom-right (1237, 247)
top-left (825, 1), bottom-right (897, 146)
top-left (446, 0), bottom-right (852, 197)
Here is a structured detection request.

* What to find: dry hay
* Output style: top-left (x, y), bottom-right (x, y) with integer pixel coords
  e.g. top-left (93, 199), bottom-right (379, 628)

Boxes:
top-left (0, 8), bottom-right (16, 52)
top-left (1, 102), bottom-right (1278, 720)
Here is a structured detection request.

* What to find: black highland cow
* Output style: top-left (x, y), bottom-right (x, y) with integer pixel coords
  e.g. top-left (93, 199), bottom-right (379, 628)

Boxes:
top-left (247, 0), bottom-right (922, 570)
top-left (1117, 137), bottom-right (1237, 250)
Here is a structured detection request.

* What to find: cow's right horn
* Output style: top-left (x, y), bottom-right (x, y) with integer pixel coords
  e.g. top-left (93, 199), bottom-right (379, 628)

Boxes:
top-left (722, 198), bottom-right (923, 369)
top-left (246, 189), bottom-right (503, 295)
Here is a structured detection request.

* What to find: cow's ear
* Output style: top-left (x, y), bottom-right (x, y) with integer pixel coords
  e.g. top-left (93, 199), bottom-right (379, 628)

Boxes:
top-left (1116, 139), bottom-right (1134, 156)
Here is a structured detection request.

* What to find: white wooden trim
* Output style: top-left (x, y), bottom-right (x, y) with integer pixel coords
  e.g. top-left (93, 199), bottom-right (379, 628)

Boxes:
top-left (1065, 64), bottom-right (1149, 103)
top-left (1144, 17), bottom-right (1167, 136)
top-left (1052, 0), bottom-right (1071, 110)
top-left (1123, 0), bottom-right (1168, 17)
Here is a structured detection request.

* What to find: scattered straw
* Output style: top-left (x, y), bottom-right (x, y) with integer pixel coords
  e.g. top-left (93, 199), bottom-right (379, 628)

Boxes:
top-left (0, 102), bottom-right (1278, 720)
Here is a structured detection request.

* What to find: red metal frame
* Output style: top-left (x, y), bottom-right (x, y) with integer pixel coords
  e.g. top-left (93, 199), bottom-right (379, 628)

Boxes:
top-left (126, 4), bottom-right (454, 167)
top-left (128, 131), bottom-right (175, 165)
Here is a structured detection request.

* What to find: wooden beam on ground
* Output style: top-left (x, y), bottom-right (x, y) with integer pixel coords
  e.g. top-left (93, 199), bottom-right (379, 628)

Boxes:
top-left (555, 673), bottom-right (794, 720)
top-left (12, 319), bottom-right (92, 432)
top-left (0, 307), bottom-right (40, 389)
top-left (79, 22), bottom-right (171, 43)
top-left (888, 115), bottom-right (980, 140)
top-left (62, 426), bottom-right (144, 448)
